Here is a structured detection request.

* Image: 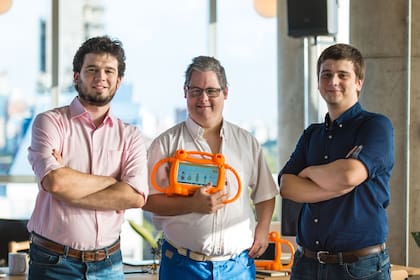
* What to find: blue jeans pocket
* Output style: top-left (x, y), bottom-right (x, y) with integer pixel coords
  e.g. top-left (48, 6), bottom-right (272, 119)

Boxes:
top-left (30, 243), bottom-right (62, 266)
top-left (344, 250), bottom-right (390, 280)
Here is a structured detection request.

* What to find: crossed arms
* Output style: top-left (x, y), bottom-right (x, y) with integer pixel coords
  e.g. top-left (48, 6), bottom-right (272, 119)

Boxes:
top-left (29, 113), bottom-right (146, 211)
top-left (279, 157), bottom-right (368, 203)
top-left (42, 158), bottom-right (145, 211)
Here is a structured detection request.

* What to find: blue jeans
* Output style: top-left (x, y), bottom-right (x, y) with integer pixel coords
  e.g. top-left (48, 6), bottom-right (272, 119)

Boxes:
top-left (290, 247), bottom-right (391, 280)
top-left (28, 242), bottom-right (124, 280)
top-left (159, 240), bottom-right (255, 280)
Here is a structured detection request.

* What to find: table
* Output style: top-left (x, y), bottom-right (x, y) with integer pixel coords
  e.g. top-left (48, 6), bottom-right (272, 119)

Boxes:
top-left (124, 272), bottom-right (157, 279)
top-left (256, 274), bottom-right (290, 280)
top-left (2, 274), bottom-right (157, 280)
top-left (256, 269), bottom-right (290, 280)
top-left (391, 264), bottom-right (420, 278)
top-left (0, 266), bottom-right (158, 280)
top-left (0, 272), bottom-right (25, 280)
top-left (123, 265), bottom-right (158, 279)
top-left (3, 264), bottom-right (419, 279)
top-left (2, 272), bottom-right (157, 280)
top-left (254, 264), bottom-right (420, 279)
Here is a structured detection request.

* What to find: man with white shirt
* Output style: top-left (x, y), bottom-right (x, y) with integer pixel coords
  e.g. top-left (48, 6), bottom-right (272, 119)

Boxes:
top-left (144, 56), bottom-right (279, 280)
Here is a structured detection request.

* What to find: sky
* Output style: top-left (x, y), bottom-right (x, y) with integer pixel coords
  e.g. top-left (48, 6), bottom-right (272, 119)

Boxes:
top-left (102, 0), bottom-right (278, 135)
top-left (0, 0), bottom-right (348, 218)
top-left (0, 0), bottom-right (278, 138)
top-left (0, 0), bottom-right (351, 140)
top-left (0, 0), bottom-right (278, 218)
top-left (0, 0), bottom-right (278, 177)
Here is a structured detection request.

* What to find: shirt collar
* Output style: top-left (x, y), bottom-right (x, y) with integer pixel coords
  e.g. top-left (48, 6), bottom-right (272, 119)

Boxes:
top-left (325, 102), bottom-right (362, 129)
top-left (185, 116), bottom-right (225, 139)
top-left (69, 97), bottom-right (115, 126)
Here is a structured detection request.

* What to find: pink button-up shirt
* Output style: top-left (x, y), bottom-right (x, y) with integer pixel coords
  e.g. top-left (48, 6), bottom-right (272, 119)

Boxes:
top-left (27, 97), bottom-right (148, 250)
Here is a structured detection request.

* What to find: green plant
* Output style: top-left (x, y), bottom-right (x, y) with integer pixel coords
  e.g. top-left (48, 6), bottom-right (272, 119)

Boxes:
top-left (127, 219), bottom-right (163, 271)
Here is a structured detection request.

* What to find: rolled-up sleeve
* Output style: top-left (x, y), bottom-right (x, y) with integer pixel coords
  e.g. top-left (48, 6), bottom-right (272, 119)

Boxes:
top-left (27, 113), bottom-right (64, 187)
top-left (120, 125), bottom-right (149, 199)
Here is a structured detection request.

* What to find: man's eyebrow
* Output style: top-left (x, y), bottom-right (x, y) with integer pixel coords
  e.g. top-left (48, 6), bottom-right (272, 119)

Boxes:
top-left (321, 69), bottom-right (351, 74)
top-left (84, 65), bottom-right (117, 71)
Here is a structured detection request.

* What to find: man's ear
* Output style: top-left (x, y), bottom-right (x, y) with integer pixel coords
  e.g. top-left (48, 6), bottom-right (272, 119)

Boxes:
top-left (356, 79), bottom-right (364, 97)
top-left (184, 86), bottom-right (188, 98)
top-left (223, 87), bottom-right (229, 99)
top-left (116, 76), bottom-right (123, 90)
top-left (73, 72), bottom-right (79, 85)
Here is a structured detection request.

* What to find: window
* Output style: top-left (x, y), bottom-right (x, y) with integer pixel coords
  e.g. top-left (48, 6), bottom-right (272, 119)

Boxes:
top-left (0, 0), bottom-right (48, 217)
top-left (0, 0), bottom-right (278, 259)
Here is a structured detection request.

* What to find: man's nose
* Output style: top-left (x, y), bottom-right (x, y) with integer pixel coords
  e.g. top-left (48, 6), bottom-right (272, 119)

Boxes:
top-left (95, 70), bottom-right (107, 80)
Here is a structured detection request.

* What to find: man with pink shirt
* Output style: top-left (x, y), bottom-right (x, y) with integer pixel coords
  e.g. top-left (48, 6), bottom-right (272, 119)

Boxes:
top-left (26, 36), bottom-right (148, 280)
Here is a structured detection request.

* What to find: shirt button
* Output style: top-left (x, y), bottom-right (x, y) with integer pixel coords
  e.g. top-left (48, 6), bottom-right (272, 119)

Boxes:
top-left (328, 135), bottom-right (332, 139)
top-left (315, 240), bottom-right (320, 245)
top-left (324, 155), bottom-right (328, 159)
top-left (314, 218), bottom-right (318, 223)
top-left (339, 124), bottom-right (343, 128)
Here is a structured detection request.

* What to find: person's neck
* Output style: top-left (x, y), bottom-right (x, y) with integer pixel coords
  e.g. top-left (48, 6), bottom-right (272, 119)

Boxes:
top-left (203, 124), bottom-right (221, 136)
top-left (202, 122), bottom-right (222, 154)
top-left (328, 110), bottom-right (342, 124)
top-left (81, 101), bottom-right (110, 128)
top-left (327, 102), bottom-right (356, 124)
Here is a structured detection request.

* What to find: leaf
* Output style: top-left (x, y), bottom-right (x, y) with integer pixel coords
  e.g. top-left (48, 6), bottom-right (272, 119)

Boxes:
top-left (128, 219), bottom-right (158, 249)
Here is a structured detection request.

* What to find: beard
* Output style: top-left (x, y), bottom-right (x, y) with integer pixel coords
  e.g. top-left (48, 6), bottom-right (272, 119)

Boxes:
top-left (76, 83), bottom-right (116, 106)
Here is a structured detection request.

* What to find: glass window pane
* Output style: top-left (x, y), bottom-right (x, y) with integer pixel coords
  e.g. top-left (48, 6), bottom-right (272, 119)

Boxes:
top-left (217, 1), bottom-right (279, 220)
top-left (0, 0), bottom-right (279, 256)
top-left (58, 0), bottom-right (208, 261)
top-left (0, 0), bottom-right (49, 177)
top-left (217, 0), bottom-right (278, 171)
top-left (0, 0), bottom-right (48, 217)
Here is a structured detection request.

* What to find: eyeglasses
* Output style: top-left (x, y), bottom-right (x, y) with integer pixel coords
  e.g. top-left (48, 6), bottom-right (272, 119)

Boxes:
top-left (186, 87), bottom-right (223, 98)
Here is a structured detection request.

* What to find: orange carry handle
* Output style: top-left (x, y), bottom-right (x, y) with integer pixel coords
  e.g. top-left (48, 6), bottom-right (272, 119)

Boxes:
top-left (150, 150), bottom-right (242, 204)
top-left (255, 231), bottom-right (295, 271)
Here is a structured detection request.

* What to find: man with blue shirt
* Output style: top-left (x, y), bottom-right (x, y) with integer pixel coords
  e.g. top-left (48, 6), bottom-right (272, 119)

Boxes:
top-left (278, 43), bottom-right (394, 280)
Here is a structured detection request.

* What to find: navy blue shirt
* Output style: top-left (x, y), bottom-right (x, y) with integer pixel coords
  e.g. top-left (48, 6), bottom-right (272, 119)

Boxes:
top-left (279, 102), bottom-right (394, 252)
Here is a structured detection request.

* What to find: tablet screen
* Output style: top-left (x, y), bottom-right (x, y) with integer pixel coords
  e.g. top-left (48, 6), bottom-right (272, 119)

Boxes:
top-left (255, 243), bottom-right (276, 260)
top-left (177, 162), bottom-right (219, 187)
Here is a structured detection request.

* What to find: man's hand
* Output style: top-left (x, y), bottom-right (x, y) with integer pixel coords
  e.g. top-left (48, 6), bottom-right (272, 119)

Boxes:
top-left (52, 149), bottom-right (64, 165)
top-left (248, 198), bottom-right (275, 258)
top-left (248, 224), bottom-right (269, 259)
top-left (190, 183), bottom-right (227, 214)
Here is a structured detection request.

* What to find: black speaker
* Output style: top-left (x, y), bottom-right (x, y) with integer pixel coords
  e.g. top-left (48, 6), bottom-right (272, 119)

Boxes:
top-left (287, 0), bottom-right (337, 38)
top-left (281, 198), bottom-right (302, 236)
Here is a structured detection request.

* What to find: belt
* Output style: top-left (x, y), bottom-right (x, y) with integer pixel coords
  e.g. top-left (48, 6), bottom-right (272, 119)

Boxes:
top-left (166, 240), bottom-right (237, 262)
top-left (31, 233), bottom-right (120, 262)
top-left (300, 243), bottom-right (386, 264)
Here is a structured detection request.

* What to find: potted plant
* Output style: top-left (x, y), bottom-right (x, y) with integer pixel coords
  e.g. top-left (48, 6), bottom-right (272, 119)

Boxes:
top-left (127, 219), bottom-right (162, 273)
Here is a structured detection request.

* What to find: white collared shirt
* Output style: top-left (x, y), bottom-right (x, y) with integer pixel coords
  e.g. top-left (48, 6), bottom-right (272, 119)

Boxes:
top-left (147, 117), bottom-right (278, 256)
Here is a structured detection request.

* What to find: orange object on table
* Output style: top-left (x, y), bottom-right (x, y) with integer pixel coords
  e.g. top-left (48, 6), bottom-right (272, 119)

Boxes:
top-left (255, 231), bottom-right (295, 271)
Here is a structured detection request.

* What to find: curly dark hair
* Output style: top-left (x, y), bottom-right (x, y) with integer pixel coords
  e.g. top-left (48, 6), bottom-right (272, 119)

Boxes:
top-left (72, 35), bottom-right (126, 78)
